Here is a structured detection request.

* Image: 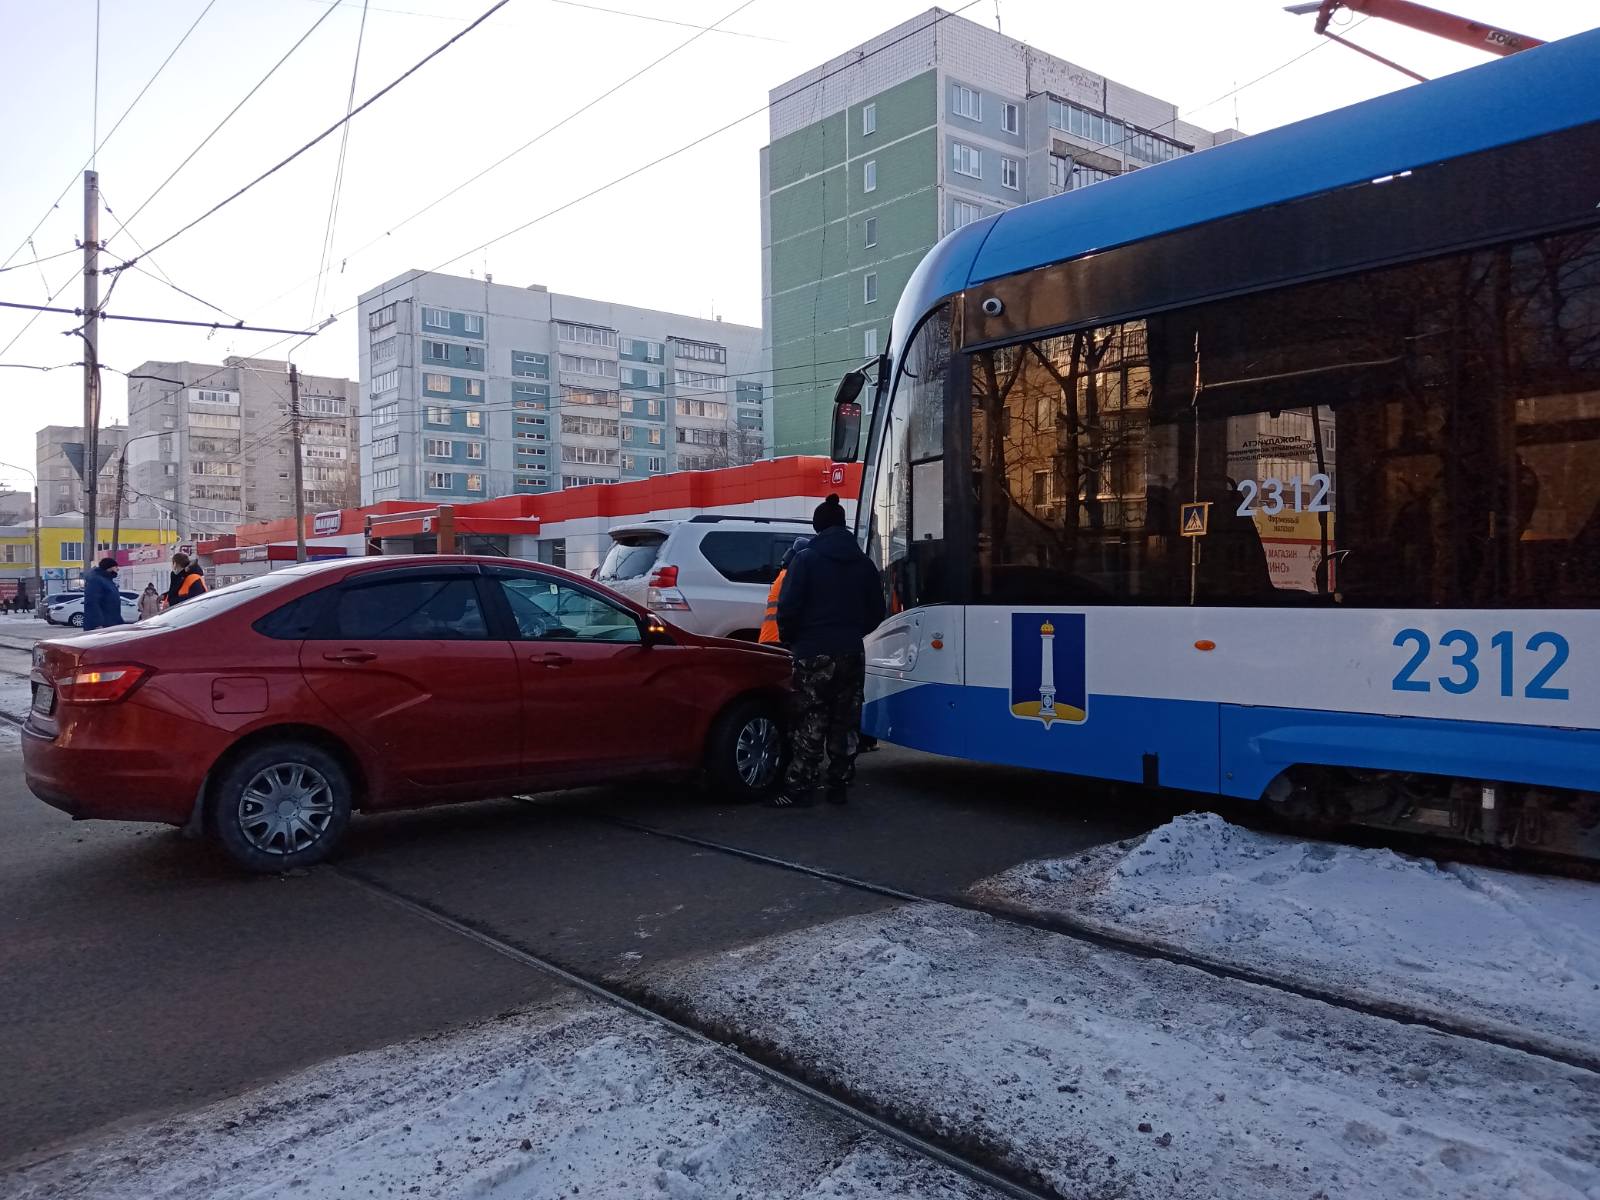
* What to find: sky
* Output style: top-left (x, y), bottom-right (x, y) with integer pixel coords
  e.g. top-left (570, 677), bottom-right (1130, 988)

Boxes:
top-left (0, 0), bottom-right (1594, 493)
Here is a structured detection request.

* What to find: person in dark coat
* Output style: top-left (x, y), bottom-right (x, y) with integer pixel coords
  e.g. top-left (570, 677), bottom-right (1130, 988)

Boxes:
top-left (83, 558), bottom-right (125, 631)
top-left (166, 553), bottom-right (208, 608)
top-left (772, 493), bottom-right (886, 806)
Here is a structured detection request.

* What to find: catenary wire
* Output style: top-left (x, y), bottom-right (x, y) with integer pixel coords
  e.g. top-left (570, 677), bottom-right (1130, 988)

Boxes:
top-left (273, 0), bottom-right (763, 319)
top-left (310, 0), bottom-right (372, 322)
top-left (0, 0), bottom-right (221, 271)
top-left (116, 0), bottom-right (514, 270)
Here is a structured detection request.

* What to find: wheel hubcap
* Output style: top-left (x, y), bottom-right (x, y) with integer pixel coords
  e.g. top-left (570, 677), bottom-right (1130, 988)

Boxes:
top-left (734, 717), bottom-right (780, 788)
top-left (237, 763), bottom-right (335, 856)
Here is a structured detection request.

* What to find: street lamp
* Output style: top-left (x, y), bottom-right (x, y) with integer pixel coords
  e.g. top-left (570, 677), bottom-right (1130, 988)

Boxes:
top-left (288, 316), bottom-right (339, 563)
top-left (0, 460), bottom-right (44, 611)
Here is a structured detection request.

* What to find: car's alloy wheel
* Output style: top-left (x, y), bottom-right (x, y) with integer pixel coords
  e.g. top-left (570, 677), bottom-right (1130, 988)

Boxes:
top-left (734, 715), bottom-right (781, 790)
top-left (67, 613), bottom-right (82, 628)
top-left (237, 763), bottom-right (337, 857)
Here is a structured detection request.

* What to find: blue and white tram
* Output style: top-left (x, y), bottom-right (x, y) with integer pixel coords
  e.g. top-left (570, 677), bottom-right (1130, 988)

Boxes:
top-left (830, 29), bottom-right (1600, 858)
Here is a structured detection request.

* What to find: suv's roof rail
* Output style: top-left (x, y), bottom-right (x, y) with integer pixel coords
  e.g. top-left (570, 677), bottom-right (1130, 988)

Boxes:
top-left (686, 514), bottom-right (811, 525)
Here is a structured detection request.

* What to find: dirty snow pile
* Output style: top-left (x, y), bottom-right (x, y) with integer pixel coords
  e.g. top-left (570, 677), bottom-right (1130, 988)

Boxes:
top-left (652, 903), bottom-right (1600, 1200)
top-left (3, 1002), bottom-right (993, 1200)
top-left (971, 812), bottom-right (1600, 1058)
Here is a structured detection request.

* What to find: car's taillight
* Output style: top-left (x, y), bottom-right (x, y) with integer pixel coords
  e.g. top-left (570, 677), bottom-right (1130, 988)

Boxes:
top-left (647, 565), bottom-right (678, 588)
top-left (56, 664), bottom-right (151, 704)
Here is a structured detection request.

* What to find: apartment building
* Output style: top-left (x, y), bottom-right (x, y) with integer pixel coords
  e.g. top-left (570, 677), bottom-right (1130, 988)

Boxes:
top-left (355, 272), bottom-right (766, 504)
top-left (124, 358), bottom-right (359, 538)
top-left (760, 8), bottom-right (1240, 454)
top-left (36, 424), bottom-right (127, 519)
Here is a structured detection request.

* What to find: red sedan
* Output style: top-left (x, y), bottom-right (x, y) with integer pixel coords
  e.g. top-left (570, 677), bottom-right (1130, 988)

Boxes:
top-left (23, 556), bottom-right (790, 871)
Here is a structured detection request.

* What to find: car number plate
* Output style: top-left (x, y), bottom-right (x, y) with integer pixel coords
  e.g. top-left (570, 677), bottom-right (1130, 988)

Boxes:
top-left (31, 683), bottom-right (55, 716)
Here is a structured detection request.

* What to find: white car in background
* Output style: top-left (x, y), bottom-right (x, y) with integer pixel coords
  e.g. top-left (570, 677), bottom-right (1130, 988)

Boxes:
top-left (595, 516), bottom-right (812, 641)
top-left (46, 590), bottom-right (140, 628)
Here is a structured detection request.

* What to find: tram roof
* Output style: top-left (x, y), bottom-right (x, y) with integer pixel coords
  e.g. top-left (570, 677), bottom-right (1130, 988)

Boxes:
top-left (898, 26), bottom-right (1600, 330)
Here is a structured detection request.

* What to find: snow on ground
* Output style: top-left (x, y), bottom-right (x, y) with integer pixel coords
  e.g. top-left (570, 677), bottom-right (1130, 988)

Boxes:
top-left (970, 813), bottom-right (1600, 1059)
top-left (652, 903), bottom-right (1600, 1200)
top-left (3, 1001), bottom-right (997, 1200)
top-left (0, 674), bottom-right (32, 724)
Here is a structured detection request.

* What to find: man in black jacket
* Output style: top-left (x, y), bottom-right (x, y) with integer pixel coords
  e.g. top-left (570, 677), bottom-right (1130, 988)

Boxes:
top-left (773, 493), bottom-right (886, 806)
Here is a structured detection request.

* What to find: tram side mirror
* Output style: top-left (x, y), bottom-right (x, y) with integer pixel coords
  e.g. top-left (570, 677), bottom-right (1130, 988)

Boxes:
top-left (831, 371), bottom-right (867, 463)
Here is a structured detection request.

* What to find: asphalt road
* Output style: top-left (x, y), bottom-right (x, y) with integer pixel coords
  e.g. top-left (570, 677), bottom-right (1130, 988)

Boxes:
top-left (0, 726), bottom-right (1176, 1168)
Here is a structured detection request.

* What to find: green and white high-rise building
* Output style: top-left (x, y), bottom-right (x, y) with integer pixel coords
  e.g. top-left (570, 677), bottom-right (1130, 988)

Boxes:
top-left (760, 8), bottom-right (1240, 455)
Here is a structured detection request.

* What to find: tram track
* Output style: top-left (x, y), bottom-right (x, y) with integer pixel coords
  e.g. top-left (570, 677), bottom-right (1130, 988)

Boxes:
top-left (547, 805), bottom-right (1600, 1078)
top-left (329, 862), bottom-right (1057, 1200)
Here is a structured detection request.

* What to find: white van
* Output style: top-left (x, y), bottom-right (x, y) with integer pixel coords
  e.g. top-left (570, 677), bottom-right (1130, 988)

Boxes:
top-left (595, 516), bottom-right (812, 641)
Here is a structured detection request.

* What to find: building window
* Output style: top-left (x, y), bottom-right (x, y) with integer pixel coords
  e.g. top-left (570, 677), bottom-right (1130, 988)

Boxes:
top-left (425, 406), bottom-right (450, 425)
top-left (673, 370), bottom-right (725, 393)
top-left (466, 442), bottom-right (484, 461)
top-left (556, 322), bottom-right (618, 348)
top-left (1001, 157), bottom-right (1020, 190)
top-left (60, 541), bottom-right (83, 562)
top-left (1002, 102), bottom-right (1019, 134)
top-left (426, 472), bottom-right (453, 490)
top-left (370, 335), bottom-right (398, 362)
top-left (423, 340), bottom-right (448, 360)
top-left (373, 435), bottom-right (398, 458)
top-left (465, 473), bottom-right (483, 493)
top-left (863, 216), bottom-right (877, 248)
top-left (952, 142), bottom-right (981, 178)
top-left (864, 273), bottom-right (878, 304)
top-left (371, 369), bottom-right (399, 394)
top-left (1049, 153), bottom-right (1069, 190)
top-left (425, 373), bottom-right (450, 394)
top-left (862, 102), bottom-right (876, 136)
top-left (425, 438), bottom-right (452, 458)
top-left (649, 428), bottom-right (663, 445)
top-left (953, 85), bottom-right (981, 120)
top-left (953, 200), bottom-right (981, 229)
top-left (422, 306), bottom-right (449, 329)
top-left (863, 159), bottom-right (877, 193)
top-left (674, 339), bottom-right (726, 363)
top-left (466, 410), bottom-right (482, 429)
top-left (462, 313), bottom-right (483, 335)
top-left (560, 354), bottom-right (618, 378)
top-left (194, 388), bottom-right (238, 406)
top-left (864, 328), bottom-right (878, 358)
top-left (368, 303), bottom-right (395, 330)
top-left (374, 468), bottom-right (399, 490)
top-left (1071, 162), bottom-right (1116, 190)
top-left (373, 402), bottom-right (399, 426)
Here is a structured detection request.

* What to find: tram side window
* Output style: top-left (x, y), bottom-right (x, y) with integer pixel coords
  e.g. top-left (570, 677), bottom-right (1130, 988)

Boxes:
top-left (968, 226), bottom-right (1600, 608)
top-left (869, 306), bottom-right (952, 613)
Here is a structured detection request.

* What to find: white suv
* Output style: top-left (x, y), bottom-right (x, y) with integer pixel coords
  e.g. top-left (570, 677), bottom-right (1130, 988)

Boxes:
top-left (595, 516), bottom-right (812, 641)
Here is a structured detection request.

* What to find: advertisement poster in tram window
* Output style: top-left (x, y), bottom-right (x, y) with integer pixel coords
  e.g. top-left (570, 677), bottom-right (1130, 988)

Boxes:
top-left (1253, 508), bottom-right (1336, 592)
top-left (1009, 613), bottom-right (1087, 727)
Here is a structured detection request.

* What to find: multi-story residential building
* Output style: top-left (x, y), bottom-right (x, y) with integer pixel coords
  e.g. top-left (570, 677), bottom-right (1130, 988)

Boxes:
top-left (124, 358), bottom-right (359, 538)
top-left (355, 272), bottom-right (766, 504)
top-left (760, 8), bottom-right (1241, 454)
top-left (36, 424), bottom-right (127, 519)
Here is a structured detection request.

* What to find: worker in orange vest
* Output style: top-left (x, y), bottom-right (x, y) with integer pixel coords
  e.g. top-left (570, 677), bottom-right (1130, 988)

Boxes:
top-left (758, 537), bottom-right (810, 646)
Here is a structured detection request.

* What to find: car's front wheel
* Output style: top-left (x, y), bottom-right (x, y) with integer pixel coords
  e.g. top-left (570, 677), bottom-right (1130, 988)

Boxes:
top-left (704, 698), bottom-right (784, 801)
top-left (211, 741), bottom-right (353, 872)
top-left (66, 613), bottom-right (82, 628)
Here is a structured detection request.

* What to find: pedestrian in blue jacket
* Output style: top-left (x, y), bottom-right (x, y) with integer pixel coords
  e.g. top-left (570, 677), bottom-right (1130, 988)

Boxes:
top-left (83, 558), bottom-right (124, 631)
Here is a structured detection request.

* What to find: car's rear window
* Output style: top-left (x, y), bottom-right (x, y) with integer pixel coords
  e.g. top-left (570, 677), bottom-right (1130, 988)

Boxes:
top-left (136, 576), bottom-right (293, 630)
top-left (598, 534), bottom-right (665, 581)
top-left (698, 530), bottom-right (802, 585)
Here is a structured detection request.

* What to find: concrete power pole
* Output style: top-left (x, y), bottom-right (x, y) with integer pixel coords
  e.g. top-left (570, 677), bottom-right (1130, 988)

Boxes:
top-left (82, 170), bottom-right (101, 580)
top-left (290, 363), bottom-right (307, 562)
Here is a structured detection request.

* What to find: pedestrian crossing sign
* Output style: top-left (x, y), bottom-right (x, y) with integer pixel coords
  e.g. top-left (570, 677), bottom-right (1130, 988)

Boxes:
top-left (1180, 502), bottom-right (1210, 537)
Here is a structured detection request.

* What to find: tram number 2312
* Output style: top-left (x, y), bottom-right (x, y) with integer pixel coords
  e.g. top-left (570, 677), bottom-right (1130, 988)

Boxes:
top-left (1235, 474), bottom-right (1331, 517)
top-left (1392, 628), bottom-right (1571, 700)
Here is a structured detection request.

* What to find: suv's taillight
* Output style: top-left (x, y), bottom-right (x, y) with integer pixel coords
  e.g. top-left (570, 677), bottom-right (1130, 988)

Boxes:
top-left (648, 565), bottom-right (678, 588)
top-left (56, 664), bottom-right (151, 704)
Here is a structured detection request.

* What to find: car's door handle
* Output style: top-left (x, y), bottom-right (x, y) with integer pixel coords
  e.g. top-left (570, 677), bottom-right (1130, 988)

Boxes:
top-left (323, 649), bottom-right (377, 664)
top-left (537, 652), bottom-right (572, 668)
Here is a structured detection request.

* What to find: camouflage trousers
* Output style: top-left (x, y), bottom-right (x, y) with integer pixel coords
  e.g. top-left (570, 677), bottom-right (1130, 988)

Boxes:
top-left (784, 651), bottom-right (867, 794)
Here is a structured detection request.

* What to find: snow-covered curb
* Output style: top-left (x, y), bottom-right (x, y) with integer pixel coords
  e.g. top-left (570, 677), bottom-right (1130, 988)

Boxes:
top-left (970, 813), bottom-right (1600, 1062)
top-left (650, 903), bottom-right (1600, 1200)
top-left (3, 1002), bottom-right (994, 1200)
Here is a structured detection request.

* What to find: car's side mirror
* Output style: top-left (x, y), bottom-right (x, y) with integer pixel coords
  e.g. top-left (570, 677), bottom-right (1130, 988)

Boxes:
top-left (640, 613), bottom-right (674, 646)
top-left (831, 370), bottom-right (866, 463)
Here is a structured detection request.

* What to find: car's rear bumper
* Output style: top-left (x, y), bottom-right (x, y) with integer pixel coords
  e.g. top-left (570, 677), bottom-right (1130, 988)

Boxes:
top-left (23, 717), bottom-right (209, 826)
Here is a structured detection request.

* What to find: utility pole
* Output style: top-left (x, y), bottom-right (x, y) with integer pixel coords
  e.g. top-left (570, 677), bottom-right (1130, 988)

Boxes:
top-left (111, 451), bottom-right (126, 552)
top-left (31, 485), bottom-right (42, 609)
top-left (290, 363), bottom-right (307, 562)
top-left (82, 170), bottom-right (101, 580)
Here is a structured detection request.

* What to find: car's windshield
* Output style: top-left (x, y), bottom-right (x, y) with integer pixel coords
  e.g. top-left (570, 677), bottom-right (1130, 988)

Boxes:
top-left (598, 534), bottom-right (665, 581)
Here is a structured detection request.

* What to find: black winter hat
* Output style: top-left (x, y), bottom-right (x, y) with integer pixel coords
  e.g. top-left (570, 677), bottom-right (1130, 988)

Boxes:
top-left (812, 493), bottom-right (847, 532)
top-left (97, 557), bottom-right (118, 571)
